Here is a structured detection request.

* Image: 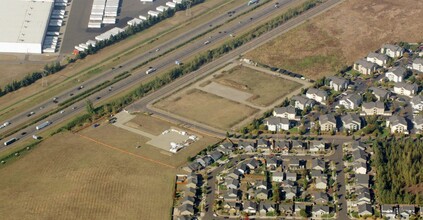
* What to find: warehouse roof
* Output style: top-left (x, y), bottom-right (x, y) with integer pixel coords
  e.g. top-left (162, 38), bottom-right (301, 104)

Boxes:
top-left (0, 0), bottom-right (53, 45)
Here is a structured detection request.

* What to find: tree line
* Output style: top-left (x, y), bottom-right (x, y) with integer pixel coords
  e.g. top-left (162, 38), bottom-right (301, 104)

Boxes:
top-left (372, 137), bottom-right (423, 205)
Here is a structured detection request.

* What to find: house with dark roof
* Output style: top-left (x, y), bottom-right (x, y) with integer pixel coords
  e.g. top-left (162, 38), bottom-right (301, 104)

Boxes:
top-left (265, 116), bottom-right (291, 131)
top-left (245, 158), bottom-right (260, 170)
top-left (342, 113), bottom-right (362, 131)
top-left (257, 139), bottom-right (270, 153)
top-left (393, 82), bottom-right (418, 97)
top-left (217, 141), bottom-right (234, 155)
top-left (285, 172), bottom-right (297, 181)
top-left (243, 201), bottom-right (258, 214)
top-left (273, 106), bottom-right (297, 120)
top-left (411, 95), bottom-right (423, 112)
top-left (208, 151), bottom-right (223, 162)
top-left (370, 87), bottom-right (390, 101)
top-left (413, 115), bottom-right (423, 134)
top-left (356, 188), bottom-right (371, 205)
top-left (354, 162), bottom-right (367, 174)
top-left (386, 115), bottom-right (409, 134)
top-left (196, 156), bottom-right (213, 167)
top-left (381, 44), bottom-right (404, 58)
top-left (291, 140), bottom-right (305, 151)
top-left (328, 76), bottom-right (349, 91)
top-left (381, 204), bottom-right (398, 219)
top-left (184, 161), bottom-right (203, 172)
top-left (339, 93), bottom-right (362, 109)
top-left (366, 52), bottom-right (388, 66)
top-left (319, 114), bottom-right (337, 132)
top-left (272, 171), bottom-right (284, 183)
top-left (259, 201), bottom-right (276, 216)
top-left (226, 178), bottom-right (240, 190)
top-left (412, 58), bottom-right (423, 72)
top-left (181, 196), bottom-right (195, 206)
top-left (306, 88), bottom-right (328, 104)
top-left (354, 59), bottom-right (378, 75)
top-left (292, 95), bottom-right (315, 110)
top-left (312, 205), bottom-right (330, 217)
top-left (282, 186), bottom-right (297, 200)
top-left (255, 188), bottom-right (269, 200)
top-left (358, 204), bottom-right (373, 217)
top-left (279, 203), bottom-right (294, 216)
top-left (385, 66), bottom-right (407, 82)
top-left (178, 203), bottom-right (194, 216)
top-left (224, 189), bottom-right (239, 201)
top-left (266, 156), bottom-right (279, 170)
top-left (361, 101), bottom-right (385, 116)
top-left (238, 140), bottom-right (256, 152)
top-left (399, 205), bottom-right (416, 219)
top-left (227, 169), bottom-right (242, 180)
top-left (313, 192), bottom-right (329, 204)
top-left (351, 140), bottom-right (367, 151)
top-left (273, 140), bottom-right (290, 154)
top-left (309, 140), bottom-right (326, 153)
top-left (312, 158), bottom-right (326, 171)
top-left (315, 176), bottom-right (328, 190)
top-left (356, 174), bottom-right (370, 188)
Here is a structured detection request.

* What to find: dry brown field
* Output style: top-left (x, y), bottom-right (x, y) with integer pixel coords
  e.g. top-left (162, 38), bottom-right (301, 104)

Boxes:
top-left (0, 132), bottom-right (176, 220)
top-left (214, 65), bottom-right (302, 106)
top-left (245, 0), bottom-right (423, 80)
top-left (154, 89), bottom-right (259, 130)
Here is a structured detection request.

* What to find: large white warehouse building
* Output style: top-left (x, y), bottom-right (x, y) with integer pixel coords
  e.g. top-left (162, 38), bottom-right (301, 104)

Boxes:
top-left (0, 0), bottom-right (54, 54)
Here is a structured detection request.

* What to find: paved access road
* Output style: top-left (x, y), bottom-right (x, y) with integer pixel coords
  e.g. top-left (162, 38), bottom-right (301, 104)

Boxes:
top-left (0, 0), bottom-right (290, 146)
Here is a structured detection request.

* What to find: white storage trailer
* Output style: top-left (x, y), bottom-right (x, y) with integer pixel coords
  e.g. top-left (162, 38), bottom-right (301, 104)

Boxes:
top-left (36, 121), bottom-right (51, 130)
top-left (3, 137), bottom-right (17, 146)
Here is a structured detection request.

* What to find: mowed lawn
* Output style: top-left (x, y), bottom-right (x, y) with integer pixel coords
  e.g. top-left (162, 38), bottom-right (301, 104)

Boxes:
top-left (0, 132), bottom-right (175, 220)
top-left (245, 0), bottom-right (423, 80)
top-left (154, 89), bottom-right (259, 130)
top-left (215, 65), bottom-right (301, 106)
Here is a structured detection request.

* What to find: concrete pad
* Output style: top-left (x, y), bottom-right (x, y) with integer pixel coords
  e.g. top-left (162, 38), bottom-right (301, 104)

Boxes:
top-left (200, 81), bottom-right (253, 103)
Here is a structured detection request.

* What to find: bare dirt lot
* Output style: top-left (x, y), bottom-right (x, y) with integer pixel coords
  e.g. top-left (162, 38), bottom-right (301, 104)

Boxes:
top-left (0, 132), bottom-right (175, 220)
top-left (154, 89), bottom-right (259, 130)
top-left (246, 0), bottom-right (423, 80)
top-left (212, 65), bottom-right (302, 106)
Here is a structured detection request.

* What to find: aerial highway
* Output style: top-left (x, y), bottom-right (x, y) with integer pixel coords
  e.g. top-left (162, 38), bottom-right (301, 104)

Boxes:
top-left (0, 0), bottom-right (344, 155)
top-left (0, 0), bottom-right (274, 135)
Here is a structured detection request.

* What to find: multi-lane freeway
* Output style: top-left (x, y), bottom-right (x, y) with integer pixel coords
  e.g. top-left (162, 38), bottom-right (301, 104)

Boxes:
top-left (0, 0), bottom-right (295, 147)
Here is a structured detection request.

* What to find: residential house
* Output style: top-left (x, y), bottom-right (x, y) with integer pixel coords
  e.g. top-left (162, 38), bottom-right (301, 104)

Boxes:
top-left (217, 142), bottom-right (234, 155)
top-left (370, 87), bottom-right (390, 101)
top-left (381, 204), bottom-right (398, 219)
top-left (185, 173), bottom-right (199, 188)
top-left (243, 201), bottom-right (258, 214)
top-left (386, 115), bottom-right (409, 134)
top-left (226, 178), bottom-right (240, 190)
top-left (354, 59), bottom-right (378, 74)
top-left (196, 156), bottom-right (213, 167)
top-left (257, 139), bottom-right (270, 153)
top-left (176, 215), bottom-right (191, 220)
top-left (294, 203), bottom-right (309, 215)
top-left (328, 76), bottom-right (349, 91)
top-left (255, 180), bottom-right (268, 190)
top-left (315, 176), bottom-right (327, 190)
top-left (381, 44), bottom-right (404, 58)
top-left (259, 202), bottom-right (276, 216)
top-left (292, 95), bottom-right (315, 110)
top-left (366, 52), bottom-right (389, 66)
top-left (181, 196), bottom-right (195, 206)
top-left (356, 174), bottom-right (370, 188)
top-left (339, 93), bottom-right (362, 109)
top-left (354, 162), bottom-right (367, 174)
top-left (312, 205), bottom-right (330, 217)
top-left (265, 116), bottom-right (291, 131)
top-left (411, 95), bottom-right (423, 112)
top-left (266, 157), bottom-right (278, 170)
top-left (306, 88), bottom-right (328, 104)
top-left (237, 163), bottom-right (249, 175)
top-left (281, 179), bottom-right (297, 188)
top-left (178, 204), bottom-right (194, 216)
top-left (227, 169), bottom-right (242, 180)
top-left (342, 114), bottom-right (362, 131)
top-left (184, 186), bottom-right (197, 197)
top-left (351, 140), bottom-right (367, 151)
top-left (412, 58), bottom-right (423, 72)
top-left (309, 140), bottom-right (326, 153)
top-left (291, 140), bottom-right (306, 152)
top-left (313, 192), bottom-right (329, 204)
top-left (319, 114), bottom-right (337, 132)
top-left (310, 170), bottom-right (324, 179)
top-left (393, 82), bottom-right (418, 97)
top-left (311, 158), bottom-right (326, 171)
top-left (353, 149), bottom-right (368, 163)
top-left (362, 101), bottom-right (385, 116)
top-left (238, 141), bottom-right (256, 152)
top-left (385, 66), bottom-right (407, 82)
top-left (358, 204), bottom-right (373, 217)
top-left (356, 188), bottom-right (372, 206)
top-left (223, 202), bottom-right (241, 214)
top-left (273, 106), bottom-right (297, 120)
top-left (273, 140), bottom-right (290, 154)
top-left (413, 115), bottom-right (423, 133)
top-left (285, 172), bottom-right (297, 181)
top-left (279, 203), bottom-right (294, 216)
top-left (288, 158), bottom-right (303, 169)
top-left (184, 161), bottom-right (203, 172)
top-left (245, 158), bottom-right (260, 170)
top-left (282, 186), bottom-right (297, 200)
top-left (399, 205), bottom-right (416, 220)
top-left (209, 151), bottom-right (223, 162)
top-left (272, 172), bottom-right (284, 183)
top-left (255, 188), bottom-right (269, 200)
top-left (224, 189), bottom-right (239, 201)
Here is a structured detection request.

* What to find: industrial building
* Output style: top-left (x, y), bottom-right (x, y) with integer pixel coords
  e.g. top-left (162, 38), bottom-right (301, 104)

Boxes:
top-left (0, 0), bottom-right (54, 54)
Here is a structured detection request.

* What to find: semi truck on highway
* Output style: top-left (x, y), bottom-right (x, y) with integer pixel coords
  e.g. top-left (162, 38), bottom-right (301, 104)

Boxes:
top-left (3, 137), bottom-right (17, 146)
top-left (248, 0), bottom-right (258, 6)
top-left (36, 121), bottom-right (51, 130)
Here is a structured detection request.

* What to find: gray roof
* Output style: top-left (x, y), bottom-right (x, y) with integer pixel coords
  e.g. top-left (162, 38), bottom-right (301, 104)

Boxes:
top-left (362, 101), bottom-right (384, 109)
top-left (382, 44), bottom-right (403, 52)
top-left (279, 203), bottom-right (294, 212)
top-left (179, 203), bottom-right (194, 214)
top-left (381, 204), bottom-right (398, 212)
top-left (274, 140), bottom-right (290, 148)
top-left (209, 151), bottom-right (223, 161)
top-left (399, 205), bottom-right (416, 213)
top-left (328, 76), bottom-right (348, 85)
top-left (387, 66), bottom-right (407, 77)
top-left (291, 140), bottom-right (304, 148)
top-left (257, 139), bottom-right (269, 147)
top-left (265, 116), bottom-right (289, 126)
top-left (307, 88), bottom-right (328, 98)
top-left (259, 201), bottom-right (275, 211)
top-left (413, 58), bottom-right (423, 65)
top-left (356, 59), bottom-right (378, 69)
top-left (292, 95), bottom-right (315, 106)
top-left (285, 172), bottom-right (297, 179)
top-left (274, 106), bottom-right (296, 115)
top-left (356, 174), bottom-right (370, 185)
top-left (411, 95), bottom-right (423, 105)
top-left (388, 115), bottom-right (407, 126)
top-left (394, 82), bottom-right (418, 91)
top-left (367, 52), bottom-right (389, 62)
top-left (342, 93), bottom-right (362, 106)
top-left (244, 201), bottom-right (257, 210)
top-left (312, 205), bottom-right (330, 213)
top-left (273, 171), bottom-right (284, 178)
top-left (358, 204), bottom-right (373, 215)
top-left (414, 115), bottom-right (423, 126)
top-left (220, 142), bottom-right (234, 149)
top-left (313, 192), bottom-right (329, 202)
top-left (351, 141), bottom-right (367, 151)
top-left (342, 114), bottom-right (361, 125)
top-left (320, 114), bottom-right (337, 125)
top-left (353, 149), bottom-right (368, 161)
top-left (312, 158), bottom-right (325, 169)
top-left (238, 140), bottom-right (255, 148)
top-left (370, 87), bottom-right (390, 99)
